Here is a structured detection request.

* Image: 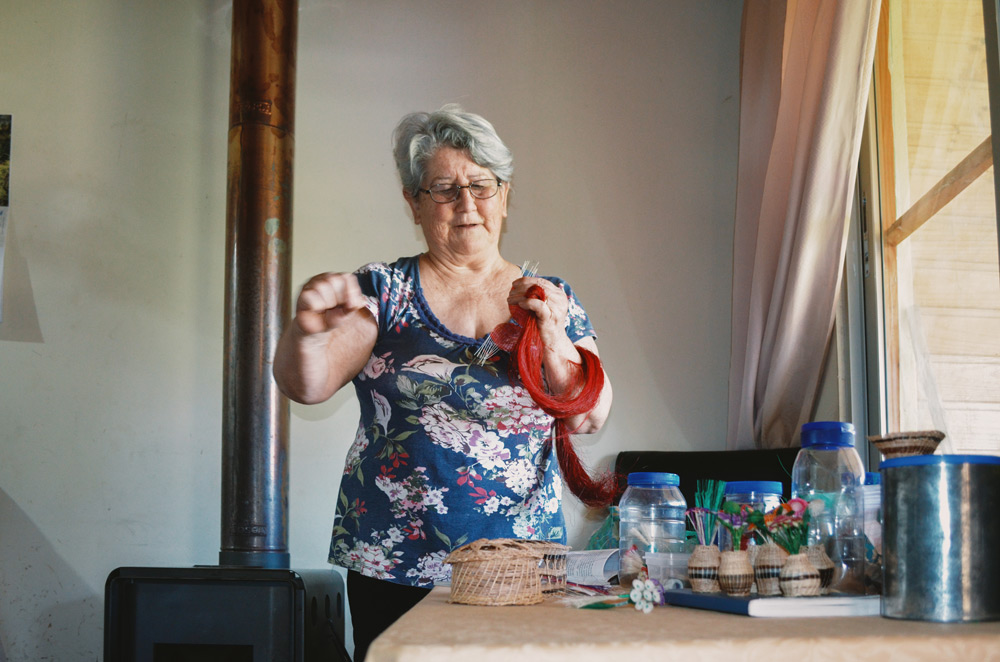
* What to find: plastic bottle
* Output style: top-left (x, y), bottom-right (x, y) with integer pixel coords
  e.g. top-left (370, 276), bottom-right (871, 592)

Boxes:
top-left (791, 421), bottom-right (866, 595)
top-left (618, 472), bottom-right (687, 586)
top-left (861, 471), bottom-right (882, 594)
top-left (719, 480), bottom-right (784, 551)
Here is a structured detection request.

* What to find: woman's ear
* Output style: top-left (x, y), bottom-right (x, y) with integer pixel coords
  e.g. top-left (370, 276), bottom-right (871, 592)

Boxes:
top-left (403, 188), bottom-right (421, 225)
top-left (499, 181), bottom-right (510, 220)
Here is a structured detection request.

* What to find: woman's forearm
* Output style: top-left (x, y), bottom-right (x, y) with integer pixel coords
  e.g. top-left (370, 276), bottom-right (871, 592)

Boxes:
top-left (540, 336), bottom-right (613, 433)
top-left (273, 324), bottom-right (338, 404)
top-left (273, 308), bottom-right (378, 404)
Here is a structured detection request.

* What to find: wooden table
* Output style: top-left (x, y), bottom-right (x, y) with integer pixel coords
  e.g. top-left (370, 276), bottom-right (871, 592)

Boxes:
top-left (367, 586), bottom-right (1000, 661)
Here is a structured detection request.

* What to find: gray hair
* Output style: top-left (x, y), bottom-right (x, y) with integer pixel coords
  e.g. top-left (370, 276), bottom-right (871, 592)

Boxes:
top-left (392, 104), bottom-right (514, 197)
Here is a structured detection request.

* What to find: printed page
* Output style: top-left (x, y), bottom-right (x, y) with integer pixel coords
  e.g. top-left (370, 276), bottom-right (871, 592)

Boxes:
top-left (566, 549), bottom-right (618, 587)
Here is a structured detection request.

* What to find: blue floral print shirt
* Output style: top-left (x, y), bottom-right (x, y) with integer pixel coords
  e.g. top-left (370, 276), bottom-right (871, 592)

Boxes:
top-left (328, 255), bottom-right (596, 586)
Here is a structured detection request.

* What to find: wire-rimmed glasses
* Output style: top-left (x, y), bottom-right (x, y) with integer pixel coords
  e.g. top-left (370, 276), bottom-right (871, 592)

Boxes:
top-left (418, 178), bottom-right (502, 203)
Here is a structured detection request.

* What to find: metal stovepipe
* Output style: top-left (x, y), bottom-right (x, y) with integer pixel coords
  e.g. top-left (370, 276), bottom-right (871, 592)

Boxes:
top-left (220, 0), bottom-right (297, 568)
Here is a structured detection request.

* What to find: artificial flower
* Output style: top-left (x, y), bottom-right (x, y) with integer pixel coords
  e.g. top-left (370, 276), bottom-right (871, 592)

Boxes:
top-left (717, 502), bottom-right (756, 551)
top-left (763, 499), bottom-right (812, 555)
top-left (630, 577), bottom-right (665, 614)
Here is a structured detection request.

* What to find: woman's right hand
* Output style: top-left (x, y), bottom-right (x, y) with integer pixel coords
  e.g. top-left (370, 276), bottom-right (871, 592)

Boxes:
top-left (294, 272), bottom-right (368, 336)
top-left (275, 271), bottom-right (377, 404)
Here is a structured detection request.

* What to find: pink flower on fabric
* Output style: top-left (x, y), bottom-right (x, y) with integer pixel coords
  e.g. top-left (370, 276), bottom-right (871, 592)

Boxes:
top-left (403, 355), bottom-right (462, 381)
top-left (362, 352), bottom-right (394, 380)
top-left (420, 403), bottom-right (483, 454)
top-left (482, 385), bottom-right (552, 437)
top-left (467, 428), bottom-right (510, 471)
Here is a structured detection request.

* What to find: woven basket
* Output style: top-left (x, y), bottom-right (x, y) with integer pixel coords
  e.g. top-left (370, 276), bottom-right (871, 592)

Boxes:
top-left (444, 538), bottom-right (569, 606)
top-left (868, 430), bottom-right (945, 460)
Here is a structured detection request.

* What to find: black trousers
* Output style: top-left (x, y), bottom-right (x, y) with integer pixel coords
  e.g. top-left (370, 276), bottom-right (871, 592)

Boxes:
top-left (347, 570), bottom-right (432, 662)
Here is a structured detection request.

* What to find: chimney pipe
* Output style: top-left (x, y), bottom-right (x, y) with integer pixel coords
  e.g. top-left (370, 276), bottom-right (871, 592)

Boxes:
top-left (220, 0), bottom-right (297, 568)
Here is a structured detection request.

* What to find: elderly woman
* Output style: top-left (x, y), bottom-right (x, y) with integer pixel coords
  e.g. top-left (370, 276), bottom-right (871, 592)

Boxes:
top-left (273, 105), bottom-right (612, 660)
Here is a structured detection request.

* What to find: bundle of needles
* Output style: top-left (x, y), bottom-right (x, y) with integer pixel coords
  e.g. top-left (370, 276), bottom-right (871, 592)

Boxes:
top-left (474, 261), bottom-right (539, 365)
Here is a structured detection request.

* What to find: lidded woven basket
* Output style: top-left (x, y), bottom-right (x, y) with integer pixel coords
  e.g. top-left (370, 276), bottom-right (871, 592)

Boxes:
top-left (444, 538), bottom-right (569, 606)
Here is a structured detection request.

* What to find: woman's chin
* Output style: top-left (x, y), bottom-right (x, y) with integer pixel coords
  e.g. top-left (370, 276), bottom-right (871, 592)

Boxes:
top-left (450, 228), bottom-right (497, 249)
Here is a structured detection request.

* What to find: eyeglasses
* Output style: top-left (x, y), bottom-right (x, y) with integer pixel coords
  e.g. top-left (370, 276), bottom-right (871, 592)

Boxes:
top-left (417, 178), bottom-right (502, 203)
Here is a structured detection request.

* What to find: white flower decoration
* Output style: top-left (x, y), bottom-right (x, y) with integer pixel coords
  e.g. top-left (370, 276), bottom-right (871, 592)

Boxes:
top-left (630, 578), bottom-right (661, 614)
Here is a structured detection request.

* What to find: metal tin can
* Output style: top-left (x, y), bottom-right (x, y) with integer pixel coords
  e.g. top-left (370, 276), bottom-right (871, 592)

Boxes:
top-left (881, 454), bottom-right (1000, 622)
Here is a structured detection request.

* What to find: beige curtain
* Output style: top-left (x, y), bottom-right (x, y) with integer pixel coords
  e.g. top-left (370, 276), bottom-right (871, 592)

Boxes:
top-left (727, 0), bottom-right (880, 450)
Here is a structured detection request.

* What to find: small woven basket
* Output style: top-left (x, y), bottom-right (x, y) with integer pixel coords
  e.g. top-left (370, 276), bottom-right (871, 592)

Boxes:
top-left (444, 538), bottom-right (569, 606)
top-left (868, 430), bottom-right (945, 460)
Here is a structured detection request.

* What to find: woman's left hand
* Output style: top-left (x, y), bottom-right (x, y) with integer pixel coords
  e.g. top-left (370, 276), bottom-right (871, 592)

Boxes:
top-left (507, 276), bottom-right (572, 351)
top-left (507, 275), bottom-right (612, 433)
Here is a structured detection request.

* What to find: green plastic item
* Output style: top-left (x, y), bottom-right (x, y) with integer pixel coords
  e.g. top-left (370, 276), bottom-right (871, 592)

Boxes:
top-left (585, 505), bottom-right (620, 550)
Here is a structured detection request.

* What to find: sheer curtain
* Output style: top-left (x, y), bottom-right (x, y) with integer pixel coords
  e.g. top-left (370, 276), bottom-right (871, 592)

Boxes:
top-left (726, 0), bottom-right (880, 450)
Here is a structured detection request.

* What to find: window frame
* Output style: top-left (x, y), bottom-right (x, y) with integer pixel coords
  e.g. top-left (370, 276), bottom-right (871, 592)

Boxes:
top-left (855, 0), bottom-right (1000, 462)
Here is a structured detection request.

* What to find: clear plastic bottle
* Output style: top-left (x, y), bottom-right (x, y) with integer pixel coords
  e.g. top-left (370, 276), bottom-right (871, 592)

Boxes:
top-left (719, 480), bottom-right (783, 551)
top-left (618, 472), bottom-right (687, 586)
top-left (791, 421), bottom-right (866, 594)
top-left (861, 471), bottom-right (882, 594)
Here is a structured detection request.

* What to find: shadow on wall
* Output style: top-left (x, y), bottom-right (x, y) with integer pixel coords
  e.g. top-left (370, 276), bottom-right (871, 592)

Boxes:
top-left (0, 488), bottom-right (101, 660)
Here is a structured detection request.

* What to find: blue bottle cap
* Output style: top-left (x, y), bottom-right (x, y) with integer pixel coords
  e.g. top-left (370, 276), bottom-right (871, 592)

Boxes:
top-left (724, 480), bottom-right (783, 496)
top-left (627, 471), bottom-right (680, 486)
top-left (801, 421), bottom-right (856, 448)
top-left (864, 471), bottom-right (880, 485)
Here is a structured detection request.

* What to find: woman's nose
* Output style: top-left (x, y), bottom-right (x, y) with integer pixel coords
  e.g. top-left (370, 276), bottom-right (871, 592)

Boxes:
top-left (455, 186), bottom-right (477, 210)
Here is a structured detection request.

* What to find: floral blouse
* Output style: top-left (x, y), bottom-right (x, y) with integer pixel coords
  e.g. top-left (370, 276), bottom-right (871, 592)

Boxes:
top-left (328, 255), bottom-right (596, 586)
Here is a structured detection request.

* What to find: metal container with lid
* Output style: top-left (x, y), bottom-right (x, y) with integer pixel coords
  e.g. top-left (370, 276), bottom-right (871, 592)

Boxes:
top-left (881, 454), bottom-right (1000, 622)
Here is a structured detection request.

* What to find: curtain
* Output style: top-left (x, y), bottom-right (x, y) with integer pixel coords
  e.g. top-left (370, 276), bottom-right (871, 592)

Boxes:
top-left (726, 0), bottom-right (880, 450)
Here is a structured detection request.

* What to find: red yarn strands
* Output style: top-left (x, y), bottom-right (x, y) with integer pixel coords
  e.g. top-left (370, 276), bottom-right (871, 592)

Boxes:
top-left (499, 285), bottom-right (615, 508)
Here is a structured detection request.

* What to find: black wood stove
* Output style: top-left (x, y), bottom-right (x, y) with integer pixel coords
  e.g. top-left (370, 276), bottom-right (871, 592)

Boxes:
top-left (103, 566), bottom-right (346, 662)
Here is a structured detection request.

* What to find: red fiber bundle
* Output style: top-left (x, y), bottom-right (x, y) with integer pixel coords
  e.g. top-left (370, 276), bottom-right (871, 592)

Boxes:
top-left (495, 285), bottom-right (616, 508)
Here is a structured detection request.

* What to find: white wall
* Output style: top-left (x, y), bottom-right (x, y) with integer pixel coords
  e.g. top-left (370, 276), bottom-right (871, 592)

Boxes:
top-left (0, 1), bottom-right (742, 659)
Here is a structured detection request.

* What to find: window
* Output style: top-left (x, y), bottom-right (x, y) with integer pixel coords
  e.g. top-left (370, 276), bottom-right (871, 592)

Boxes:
top-left (861, 0), bottom-right (1000, 456)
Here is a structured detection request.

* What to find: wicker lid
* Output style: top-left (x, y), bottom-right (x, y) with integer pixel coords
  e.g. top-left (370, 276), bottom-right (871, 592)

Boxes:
top-left (868, 429), bottom-right (945, 460)
top-left (445, 538), bottom-right (568, 564)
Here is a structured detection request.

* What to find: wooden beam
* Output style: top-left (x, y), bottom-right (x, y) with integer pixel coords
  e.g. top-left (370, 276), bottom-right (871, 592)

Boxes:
top-left (886, 135), bottom-right (994, 246)
top-left (875, 0), bottom-right (900, 434)
top-left (983, 0), bottom-right (1000, 269)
